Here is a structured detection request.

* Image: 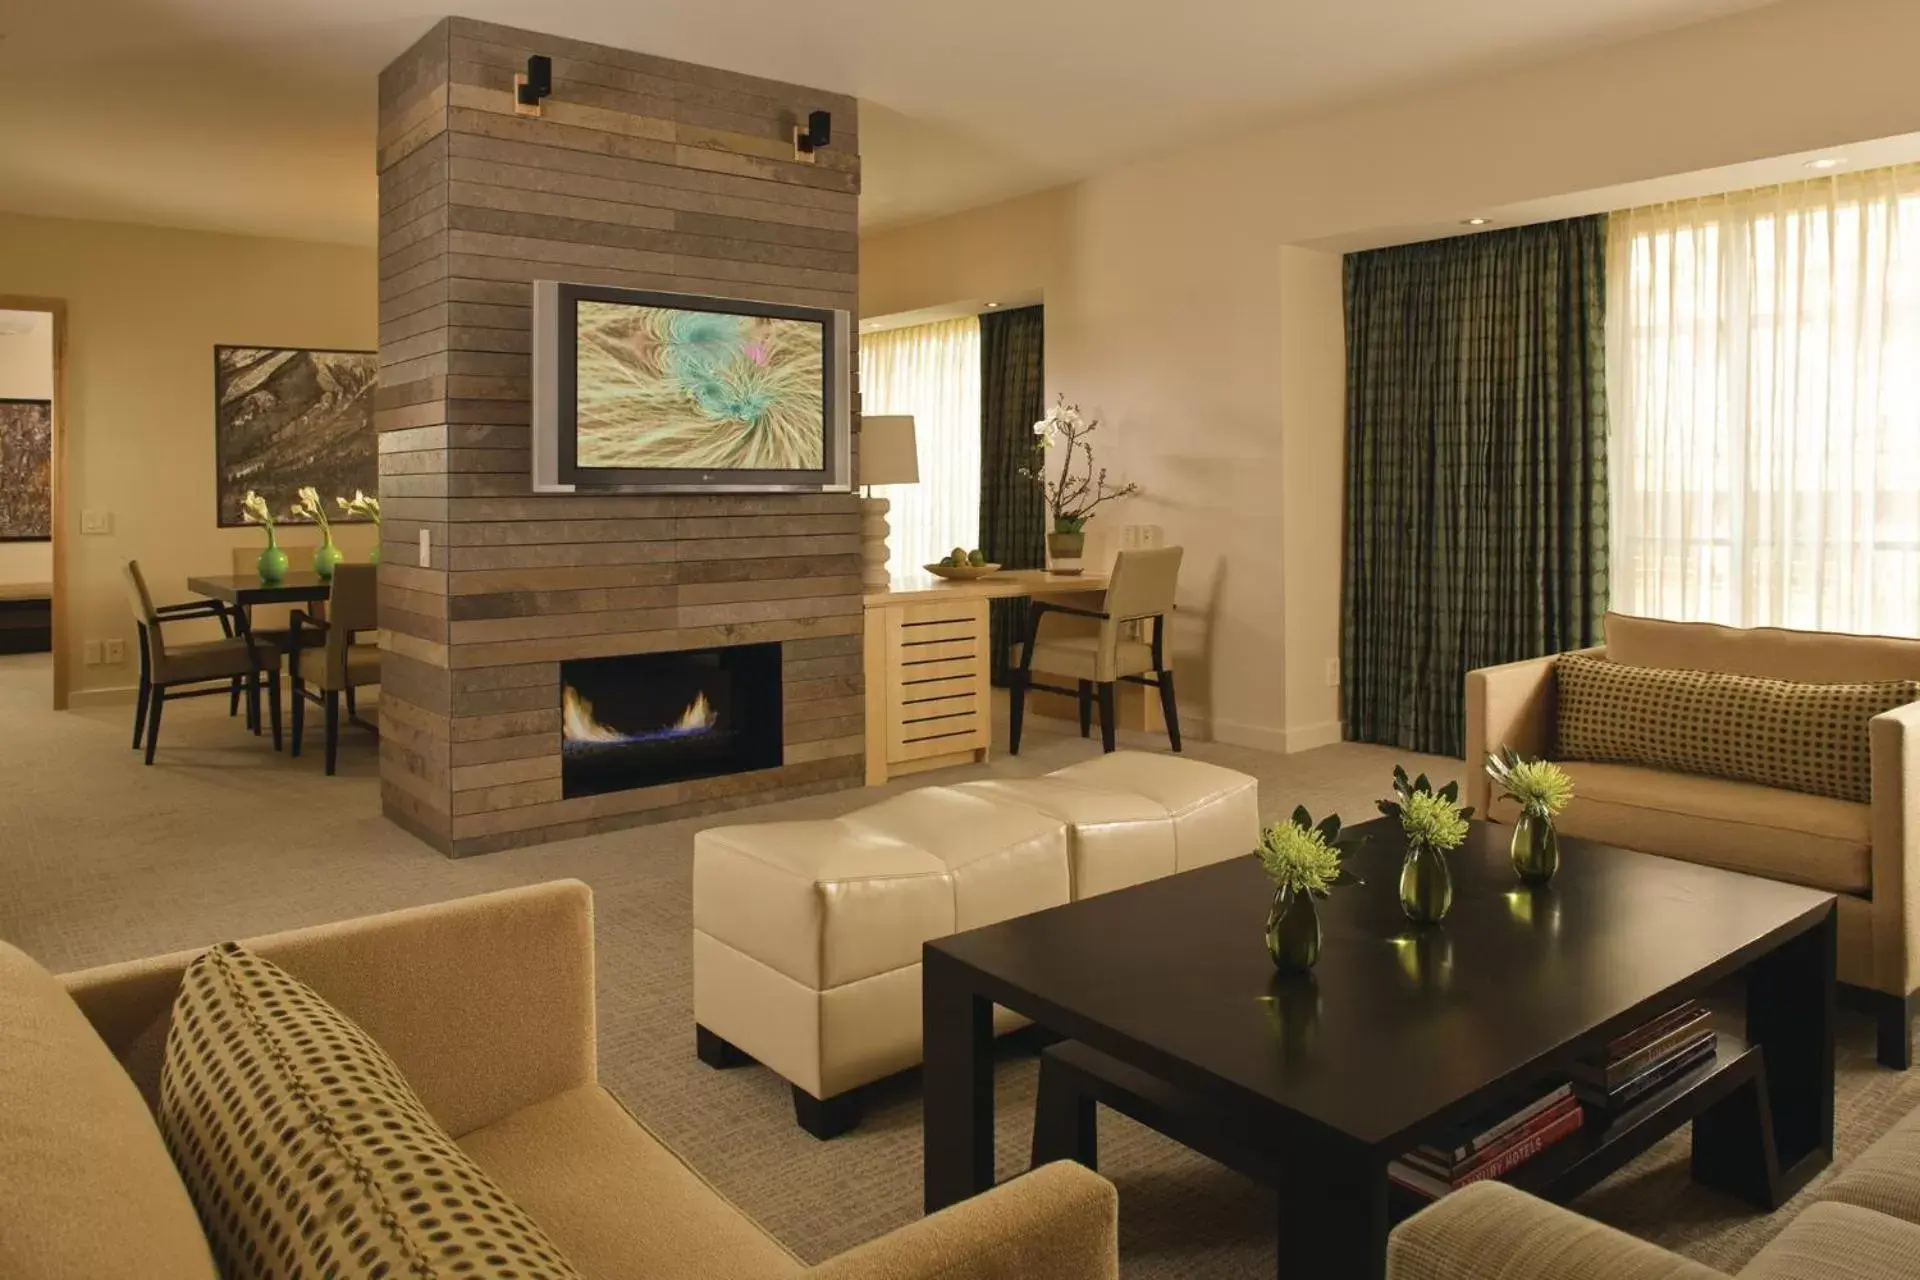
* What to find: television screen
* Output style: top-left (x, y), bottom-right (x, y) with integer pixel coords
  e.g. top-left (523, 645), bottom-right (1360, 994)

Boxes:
top-left (533, 281), bottom-right (850, 494)
top-left (575, 300), bottom-right (824, 471)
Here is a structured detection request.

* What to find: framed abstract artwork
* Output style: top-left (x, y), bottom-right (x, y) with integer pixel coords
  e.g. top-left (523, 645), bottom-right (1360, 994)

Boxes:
top-left (213, 345), bottom-right (378, 527)
top-left (0, 398), bottom-right (53, 541)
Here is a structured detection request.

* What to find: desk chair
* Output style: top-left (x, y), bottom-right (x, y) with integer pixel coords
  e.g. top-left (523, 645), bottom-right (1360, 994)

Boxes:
top-left (1010, 546), bottom-right (1183, 755)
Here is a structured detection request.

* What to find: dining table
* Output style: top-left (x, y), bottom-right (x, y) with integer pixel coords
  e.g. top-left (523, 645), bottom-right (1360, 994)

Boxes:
top-left (184, 571), bottom-right (335, 736)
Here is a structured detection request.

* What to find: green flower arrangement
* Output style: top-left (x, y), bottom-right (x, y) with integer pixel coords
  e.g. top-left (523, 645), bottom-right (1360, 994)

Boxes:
top-left (1377, 766), bottom-right (1475, 848)
top-left (1484, 747), bottom-right (1574, 819)
top-left (1258, 807), bottom-right (1363, 898)
top-left (1379, 766), bottom-right (1473, 924)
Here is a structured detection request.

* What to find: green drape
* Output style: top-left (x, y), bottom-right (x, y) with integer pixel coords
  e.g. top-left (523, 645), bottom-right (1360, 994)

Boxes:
top-left (979, 305), bottom-right (1047, 685)
top-left (1342, 215), bottom-right (1611, 757)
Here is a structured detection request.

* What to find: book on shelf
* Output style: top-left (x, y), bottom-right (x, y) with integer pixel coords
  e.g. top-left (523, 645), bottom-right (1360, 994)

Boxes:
top-left (1389, 1100), bottom-right (1584, 1200)
top-left (1573, 1004), bottom-right (1712, 1089)
top-left (1411, 1083), bottom-right (1576, 1169)
top-left (1575, 1033), bottom-right (1717, 1112)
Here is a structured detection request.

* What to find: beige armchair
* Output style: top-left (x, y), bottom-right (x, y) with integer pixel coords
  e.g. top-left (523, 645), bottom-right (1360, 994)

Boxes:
top-left (1011, 546), bottom-right (1184, 755)
top-left (124, 560), bottom-right (281, 763)
top-left (287, 563), bottom-right (380, 774)
top-left (30, 881), bottom-right (1119, 1280)
top-left (1466, 612), bottom-right (1920, 1068)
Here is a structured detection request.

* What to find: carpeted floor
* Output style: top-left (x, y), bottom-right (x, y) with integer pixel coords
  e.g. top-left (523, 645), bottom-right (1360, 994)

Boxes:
top-left (2, 651), bottom-right (1914, 1276)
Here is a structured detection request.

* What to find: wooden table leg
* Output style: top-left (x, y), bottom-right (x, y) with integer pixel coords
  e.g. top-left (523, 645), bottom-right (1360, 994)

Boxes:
top-left (923, 948), bottom-right (996, 1214)
top-left (1275, 1143), bottom-right (1391, 1280)
top-left (1722, 903), bottom-right (1835, 1202)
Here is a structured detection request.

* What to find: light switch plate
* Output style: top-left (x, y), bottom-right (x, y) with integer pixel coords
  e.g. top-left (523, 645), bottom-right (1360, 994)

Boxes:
top-left (1324, 658), bottom-right (1340, 688)
top-left (81, 510), bottom-right (113, 535)
top-left (419, 528), bottom-right (431, 568)
top-left (83, 640), bottom-right (102, 665)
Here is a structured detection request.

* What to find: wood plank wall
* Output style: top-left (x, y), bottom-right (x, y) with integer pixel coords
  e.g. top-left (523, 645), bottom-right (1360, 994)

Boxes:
top-left (376, 18), bottom-right (863, 856)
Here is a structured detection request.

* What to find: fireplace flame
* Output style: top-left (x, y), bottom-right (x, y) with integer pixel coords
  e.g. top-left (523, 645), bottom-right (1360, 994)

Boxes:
top-left (675, 690), bottom-right (717, 731)
top-left (562, 684), bottom-right (717, 745)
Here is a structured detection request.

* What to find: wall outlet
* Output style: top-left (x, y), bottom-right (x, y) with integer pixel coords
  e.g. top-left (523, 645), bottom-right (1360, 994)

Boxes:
top-left (81, 510), bottom-right (113, 535)
top-left (104, 638), bottom-right (125, 665)
top-left (1140, 524), bottom-right (1165, 549)
top-left (419, 528), bottom-right (431, 568)
top-left (1324, 658), bottom-right (1340, 688)
top-left (83, 640), bottom-right (102, 665)
top-left (1120, 524), bottom-right (1143, 549)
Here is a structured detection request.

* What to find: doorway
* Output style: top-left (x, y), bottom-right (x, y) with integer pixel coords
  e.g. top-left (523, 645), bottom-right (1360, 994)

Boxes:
top-left (0, 299), bottom-right (67, 710)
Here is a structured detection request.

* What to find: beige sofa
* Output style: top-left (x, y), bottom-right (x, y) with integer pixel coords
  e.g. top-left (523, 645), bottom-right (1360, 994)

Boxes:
top-left (0, 881), bottom-right (1119, 1280)
top-left (1466, 612), bottom-right (1920, 1067)
top-left (1389, 1100), bottom-right (1920, 1279)
top-left (694, 751), bottom-right (1260, 1136)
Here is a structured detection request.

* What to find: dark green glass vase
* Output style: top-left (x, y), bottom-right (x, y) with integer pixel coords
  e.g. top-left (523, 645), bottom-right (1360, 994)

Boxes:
top-left (1398, 843), bottom-right (1453, 925)
top-left (1510, 811), bottom-right (1560, 886)
top-left (1265, 887), bottom-right (1322, 973)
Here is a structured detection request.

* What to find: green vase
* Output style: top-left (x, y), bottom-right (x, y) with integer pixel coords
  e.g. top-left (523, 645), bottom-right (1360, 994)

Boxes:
top-left (367, 541), bottom-right (381, 567)
top-left (256, 533), bottom-right (289, 585)
top-left (1399, 843), bottom-right (1454, 925)
top-left (313, 539), bottom-right (344, 580)
top-left (1511, 811), bottom-right (1560, 886)
top-left (1265, 887), bottom-right (1322, 973)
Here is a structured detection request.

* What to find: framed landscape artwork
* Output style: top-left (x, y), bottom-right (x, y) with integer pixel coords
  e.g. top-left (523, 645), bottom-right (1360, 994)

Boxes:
top-left (213, 345), bottom-right (378, 527)
top-left (0, 398), bottom-right (53, 541)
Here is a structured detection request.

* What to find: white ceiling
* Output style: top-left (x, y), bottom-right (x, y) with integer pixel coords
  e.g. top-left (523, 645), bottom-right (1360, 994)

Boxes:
top-left (0, 0), bottom-right (1776, 245)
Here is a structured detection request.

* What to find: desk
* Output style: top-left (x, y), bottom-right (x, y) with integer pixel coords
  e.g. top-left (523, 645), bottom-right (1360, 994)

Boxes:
top-left (862, 570), bottom-right (1108, 785)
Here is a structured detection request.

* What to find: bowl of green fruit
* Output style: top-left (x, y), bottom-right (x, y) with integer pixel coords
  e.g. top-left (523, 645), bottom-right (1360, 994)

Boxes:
top-left (925, 548), bottom-right (1001, 580)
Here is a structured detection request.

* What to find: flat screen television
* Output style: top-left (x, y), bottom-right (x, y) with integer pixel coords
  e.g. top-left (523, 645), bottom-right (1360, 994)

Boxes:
top-left (532, 281), bottom-right (851, 493)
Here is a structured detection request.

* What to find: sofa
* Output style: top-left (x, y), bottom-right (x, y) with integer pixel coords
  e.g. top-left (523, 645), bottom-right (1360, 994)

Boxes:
top-left (0, 880), bottom-right (1119, 1280)
top-left (1388, 1099), bottom-right (1920, 1279)
top-left (1466, 611), bottom-right (1920, 1067)
top-left (693, 751), bottom-right (1260, 1136)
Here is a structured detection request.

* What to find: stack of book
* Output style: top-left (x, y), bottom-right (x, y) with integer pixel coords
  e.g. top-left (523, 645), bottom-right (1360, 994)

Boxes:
top-left (1388, 1083), bottom-right (1584, 1200)
top-left (1571, 1002), bottom-right (1717, 1113)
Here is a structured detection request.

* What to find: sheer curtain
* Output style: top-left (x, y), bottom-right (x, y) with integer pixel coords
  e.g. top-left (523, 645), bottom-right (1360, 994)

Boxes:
top-left (1608, 167), bottom-right (1920, 636)
top-left (859, 316), bottom-right (981, 578)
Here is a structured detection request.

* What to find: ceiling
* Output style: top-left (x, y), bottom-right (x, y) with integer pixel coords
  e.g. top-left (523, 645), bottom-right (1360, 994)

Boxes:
top-left (0, 0), bottom-right (1776, 245)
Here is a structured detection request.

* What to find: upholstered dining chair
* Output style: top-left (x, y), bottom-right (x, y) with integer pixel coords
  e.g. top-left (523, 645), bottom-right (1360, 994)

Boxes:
top-left (1010, 545), bottom-right (1184, 755)
top-left (125, 560), bottom-right (282, 764)
top-left (288, 563), bottom-right (380, 775)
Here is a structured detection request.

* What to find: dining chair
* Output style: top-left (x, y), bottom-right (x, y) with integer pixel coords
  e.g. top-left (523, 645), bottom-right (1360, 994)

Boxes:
top-left (125, 560), bottom-right (282, 764)
top-left (1009, 545), bottom-right (1184, 755)
top-left (287, 564), bottom-right (380, 775)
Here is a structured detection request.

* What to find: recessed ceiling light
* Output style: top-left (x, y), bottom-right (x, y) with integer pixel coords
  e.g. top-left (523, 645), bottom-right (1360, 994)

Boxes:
top-left (1806, 157), bottom-right (1846, 171)
top-left (984, 302), bottom-right (1000, 308)
top-left (1462, 217), bottom-right (1491, 227)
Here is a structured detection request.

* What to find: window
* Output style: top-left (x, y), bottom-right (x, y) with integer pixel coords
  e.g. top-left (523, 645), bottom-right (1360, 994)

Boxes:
top-left (1608, 167), bottom-right (1920, 636)
top-left (858, 316), bottom-right (981, 578)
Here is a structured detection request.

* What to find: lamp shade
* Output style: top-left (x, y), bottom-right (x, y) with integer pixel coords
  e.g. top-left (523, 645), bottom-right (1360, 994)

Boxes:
top-left (859, 415), bottom-right (919, 486)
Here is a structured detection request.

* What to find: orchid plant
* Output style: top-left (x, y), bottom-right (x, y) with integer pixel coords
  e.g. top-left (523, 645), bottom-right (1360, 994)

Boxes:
top-left (1020, 394), bottom-right (1140, 533)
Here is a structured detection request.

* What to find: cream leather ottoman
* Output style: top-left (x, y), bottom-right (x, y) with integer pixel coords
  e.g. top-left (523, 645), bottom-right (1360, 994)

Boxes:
top-left (1046, 751), bottom-right (1260, 873)
top-left (692, 785), bottom-right (1070, 1137)
top-left (955, 777), bottom-right (1177, 899)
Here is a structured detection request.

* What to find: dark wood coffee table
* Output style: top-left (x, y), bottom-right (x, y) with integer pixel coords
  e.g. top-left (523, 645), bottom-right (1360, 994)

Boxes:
top-left (922, 819), bottom-right (1836, 1279)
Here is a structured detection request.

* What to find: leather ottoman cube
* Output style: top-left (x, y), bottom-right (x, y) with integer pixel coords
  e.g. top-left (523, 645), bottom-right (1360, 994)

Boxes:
top-left (955, 777), bottom-right (1177, 899)
top-left (692, 786), bottom-right (1069, 1137)
top-left (1046, 752), bottom-right (1260, 872)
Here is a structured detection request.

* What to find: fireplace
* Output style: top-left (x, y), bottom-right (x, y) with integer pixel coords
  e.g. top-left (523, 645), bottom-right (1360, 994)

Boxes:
top-left (560, 644), bottom-right (783, 799)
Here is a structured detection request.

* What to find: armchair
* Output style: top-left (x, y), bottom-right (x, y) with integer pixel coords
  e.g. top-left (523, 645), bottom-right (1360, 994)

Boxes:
top-left (287, 562), bottom-right (380, 774)
top-left (53, 881), bottom-right (1120, 1280)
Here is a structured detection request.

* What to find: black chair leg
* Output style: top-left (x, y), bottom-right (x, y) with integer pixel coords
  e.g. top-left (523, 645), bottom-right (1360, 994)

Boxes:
top-left (346, 684), bottom-right (357, 720)
top-left (229, 677), bottom-right (241, 718)
top-left (1158, 669), bottom-right (1183, 753)
top-left (1009, 671), bottom-right (1028, 755)
top-left (245, 670), bottom-right (261, 734)
top-left (143, 690), bottom-right (165, 766)
top-left (324, 689), bottom-right (340, 776)
top-left (1078, 680), bottom-right (1093, 738)
top-left (1097, 682), bottom-right (1117, 753)
top-left (133, 674), bottom-right (150, 749)
top-left (1878, 995), bottom-right (1915, 1070)
top-left (290, 677), bottom-right (306, 757)
top-left (266, 669), bottom-right (283, 752)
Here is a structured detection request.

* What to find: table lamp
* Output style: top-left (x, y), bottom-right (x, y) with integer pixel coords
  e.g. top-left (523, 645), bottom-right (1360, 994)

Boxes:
top-left (857, 415), bottom-right (918, 590)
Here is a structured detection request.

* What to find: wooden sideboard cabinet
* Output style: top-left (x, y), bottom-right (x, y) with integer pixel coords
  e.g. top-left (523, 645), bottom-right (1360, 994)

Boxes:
top-left (861, 570), bottom-right (1108, 785)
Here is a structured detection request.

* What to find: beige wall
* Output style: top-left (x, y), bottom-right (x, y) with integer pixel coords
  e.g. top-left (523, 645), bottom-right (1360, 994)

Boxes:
top-left (860, 0), bottom-right (1920, 753)
top-left (0, 314), bottom-right (55, 586)
top-left (0, 212), bottom-right (376, 699)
